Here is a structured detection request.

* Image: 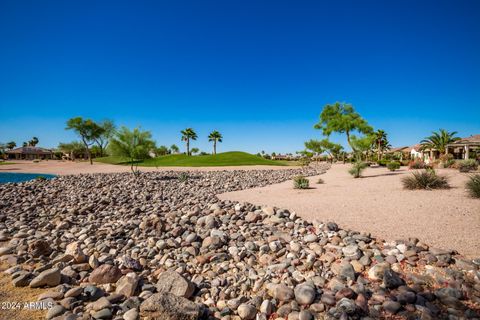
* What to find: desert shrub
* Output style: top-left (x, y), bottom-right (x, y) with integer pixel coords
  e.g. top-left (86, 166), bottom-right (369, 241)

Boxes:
top-left (348, 162), bottom-right (367, 178)
top-left (458, 159), bottom-right (478, 173)
top-left (402, 170), bottom-right (450, 190)
top-left (466, 174), bottom-right (480, 198)
top-left (298, 157), bottom-right (311, 167)
top-left (178, 172), bottom-right (189, 182)
top-left (293, 175), bottom-right (309, 189)
top-left (35, 176), bottom-right (46, 181)
top-left (409, 159), bottom-right (426, 169)
top-left (401, 160), bottom-right (410, 166)
top-left (387, 161), bottom-right (401, 171)
top-left (316, 178), bottom-right (324, 184)
top-left (377, 160), bottom-right (389, 167)
top-left (438, 154), bottom-right (455, 168)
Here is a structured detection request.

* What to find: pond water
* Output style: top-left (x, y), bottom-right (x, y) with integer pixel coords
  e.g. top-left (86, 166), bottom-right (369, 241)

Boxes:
top-left (0, 172), bottom-right (57, 184)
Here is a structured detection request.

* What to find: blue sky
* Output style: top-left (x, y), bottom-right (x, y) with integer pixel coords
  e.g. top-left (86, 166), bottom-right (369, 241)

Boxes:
top-left (1, 0), bottom-right (479, 154)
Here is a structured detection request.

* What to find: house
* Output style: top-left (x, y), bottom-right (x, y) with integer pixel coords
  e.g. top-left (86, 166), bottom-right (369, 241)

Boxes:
top-left (6, 146), bottom-right (54, 160)
top-left (446, 134), bottom-right (480, 160)
top-left (409, 144), bottom-right (425, 160)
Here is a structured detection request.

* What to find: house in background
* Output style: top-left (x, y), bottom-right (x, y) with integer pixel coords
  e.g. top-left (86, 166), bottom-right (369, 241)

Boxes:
top-left (6, 146), bottom-right (54, 160)
top-left (446, 135), bottom-right (480, 160)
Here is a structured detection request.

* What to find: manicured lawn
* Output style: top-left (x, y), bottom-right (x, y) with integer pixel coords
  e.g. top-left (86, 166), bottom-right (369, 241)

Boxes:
top-left (95, 151), bottom-right (296, 167)
top-left (0, 162), bottom-right (15, 165)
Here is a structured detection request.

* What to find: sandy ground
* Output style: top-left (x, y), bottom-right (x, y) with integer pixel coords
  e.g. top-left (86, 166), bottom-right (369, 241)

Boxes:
top-left (219, 164), bottom-right (480, 258)
top-left (0, 160), bottom-right (297, 175)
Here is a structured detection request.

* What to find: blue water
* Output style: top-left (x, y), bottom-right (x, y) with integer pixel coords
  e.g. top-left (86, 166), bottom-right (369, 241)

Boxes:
top-left (0, 172), bottom-right (57, 184)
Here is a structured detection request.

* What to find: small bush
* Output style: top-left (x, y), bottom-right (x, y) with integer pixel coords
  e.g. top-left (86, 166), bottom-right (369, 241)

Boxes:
top-left (402, 170), bottom-right (450, 190)
top-left (298, 157), bottom-right (311, 167)
top-left (178, 172), bottom-right (189, 182)
top-left (35, 175), bottom-right (47, 181)
top-left (377, 160), bottom-right (389, 167)
top-left (458, 159), bottom-right (478, 173)
top-left (316, 178), bottom-right (324, 184)
top-left (409, 159), bottom-right (427, 169)
top-left (466, 174), bottom-right (480, 198)
top-left (348, 162), bottom-right (368, 178)
top-left (387, 161), bottom-right (401, 171)
top-left (293, 175), bottom-right (310, 189)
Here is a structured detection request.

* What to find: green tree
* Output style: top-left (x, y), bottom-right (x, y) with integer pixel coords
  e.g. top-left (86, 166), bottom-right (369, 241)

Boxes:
top-left (420, 129), bottom-right (460, 155)
top-left (181, 128), bottom-right (197, 156)
top-left (191, 147), bottom-right (200, 155)
top-left (92, 119), bottom-right (116, 157)
top-left (372, 129), bottom-right (389, 161)
top-left (208, 130), bottom-right (223, 155)
top-left (109, 126), bottom-right (156, 174)
top-left (66, 117), bottom-right (104, 165)
top-left (6, 141), bottom-right (16, 150)
top-left (156, 145), bottom-right (169, 156)
top-left (22, 142), bottom-right (28, 147)
top-left (170, 144), bottom-right (179, 154)
top-left (350, 134), bottom-right (376, 161)
top-left (314, 102), bottom-right (372, 153)
top-left (58, 141), bottom-right (86, 160)
top-left (29, 137), bottom-right (39, 147)
top-left (305, 139), bottom-right (344, 162)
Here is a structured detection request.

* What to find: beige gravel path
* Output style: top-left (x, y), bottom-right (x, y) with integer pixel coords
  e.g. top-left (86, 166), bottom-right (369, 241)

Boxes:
top-left (218, 164), bottom-right (480, 258)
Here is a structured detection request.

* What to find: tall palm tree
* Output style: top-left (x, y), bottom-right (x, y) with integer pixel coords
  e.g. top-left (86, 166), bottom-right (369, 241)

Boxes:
top-left (181, 128), bottom-right (197, 156)
top-left (208, 130), bottom-right (223, 155)
top-left (6, 141), bottom-right (16, 150)
top-left (29, 137), bottom-right (39, 147)
top-left (372, 129), bottom-right (389, 161)
top-left (420, 129), bottom-right (460, 155)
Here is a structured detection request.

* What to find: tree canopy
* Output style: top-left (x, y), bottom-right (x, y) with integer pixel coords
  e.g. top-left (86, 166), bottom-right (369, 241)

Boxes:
top-left (109, 126), bottom-right (156, 174)
top-left (66, 117), bottom-right (104, 164)
top-left (92, 119), bottom-right (116, 157)
top-left (314, 102), bottom-right (372, 152)
top-left (181, 128), bottom-right (198, 156)
top-left (420, 129), bottom-right (460, 154)
top-left (208, 130), bottom-right (223, 155)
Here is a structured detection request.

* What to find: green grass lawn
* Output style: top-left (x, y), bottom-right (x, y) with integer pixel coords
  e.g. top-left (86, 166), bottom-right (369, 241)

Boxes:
top-left (0, 162), bottom-right (15, 165)
top-left (95, 151), bottom-right (296, 167)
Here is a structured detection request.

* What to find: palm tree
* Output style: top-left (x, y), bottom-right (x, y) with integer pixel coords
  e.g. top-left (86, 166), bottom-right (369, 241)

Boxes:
top-left (170, 144), bottom-right (179, 154)
top-left (28, 137), bottom-right (39, 147)
top-left (181, 128), bottom-right (197, 156)
top-left (208, 130), bottom-right (223, 155)
top-left (6, 141), bottom-right (16, 150)
top-left (420, 129), bottom-right (460, 155)
top-left (372, 129), bottom-right (389, 161)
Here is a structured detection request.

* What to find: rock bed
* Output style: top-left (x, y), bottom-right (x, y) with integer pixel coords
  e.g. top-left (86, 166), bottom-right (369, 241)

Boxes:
top-left (0, 165), bottom-right (479, 320)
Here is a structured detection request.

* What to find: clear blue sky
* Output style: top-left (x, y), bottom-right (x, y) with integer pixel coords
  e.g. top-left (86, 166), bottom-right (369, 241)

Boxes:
top-left (1, 0), bottom-right (479, 154)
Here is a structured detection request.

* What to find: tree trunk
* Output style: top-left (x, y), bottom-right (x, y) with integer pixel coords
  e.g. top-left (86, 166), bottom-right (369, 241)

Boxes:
top-left (186, 139), bottom-right (190, 156)
top-left (346, 131), bottom-right (356, 153)
top-left (378, 141), bottom-right (381, 161)
top-left (214, 140), bottom-right (217, 155)
top-left (82, 138), bottom-right (92, 165)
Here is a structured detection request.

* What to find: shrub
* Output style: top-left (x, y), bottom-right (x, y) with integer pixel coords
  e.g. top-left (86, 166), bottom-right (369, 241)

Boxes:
top-left (458, 159), bottom-right (478, 173)
top-left (466, 174), bottom-right (480, 198)
top-left (316, 178), bottom-right (324, 184)
top-left (402, 170), bottom-right (450, 190)
top-left (298, 157), bottom-right (311, 167)
top-left (387, 161), bottom-right (401, 171)
top-left (35, 176), bottom-right (47, 181)
top-left (377, 160), bottom-right (389, 167)
top-left (178, 172), bottom-right (189, 182)
top-left (293, 175), bottom-right (309, 189)
top-left (409, 159), bottom-right (427, 169)
top-left (348, 162), bottom-right (367, 178)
